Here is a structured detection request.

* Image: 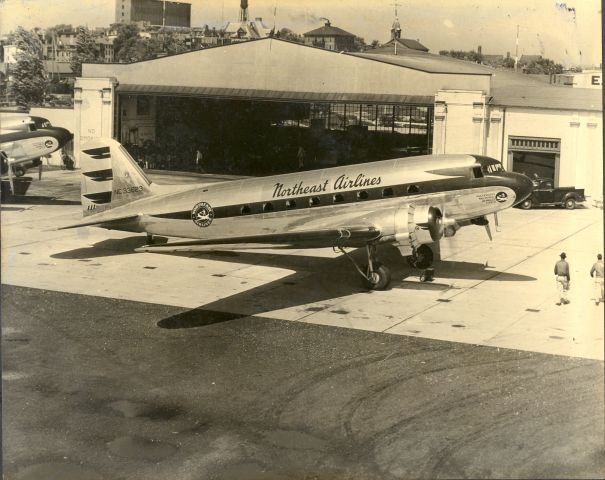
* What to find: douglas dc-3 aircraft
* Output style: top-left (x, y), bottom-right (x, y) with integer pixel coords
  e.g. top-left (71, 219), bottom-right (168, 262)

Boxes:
top-left (61, 138), bottom-right (533, 290)
top-left (1, 116), bottom-right (72, 178)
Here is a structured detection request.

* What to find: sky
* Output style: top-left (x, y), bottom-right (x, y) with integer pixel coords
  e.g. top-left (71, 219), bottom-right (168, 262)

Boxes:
top-left (1, 0), bottom-right (602, 67)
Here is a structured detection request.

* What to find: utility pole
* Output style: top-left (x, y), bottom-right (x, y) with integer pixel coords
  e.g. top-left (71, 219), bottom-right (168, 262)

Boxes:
top-left (390, 0), bottom-right (402, 55)
top-left (514, 24), bottom-right (519, 72)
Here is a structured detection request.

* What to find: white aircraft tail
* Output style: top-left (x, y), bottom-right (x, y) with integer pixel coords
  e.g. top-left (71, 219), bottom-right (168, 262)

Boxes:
top-left (80, 138), bottom-right (153, 217)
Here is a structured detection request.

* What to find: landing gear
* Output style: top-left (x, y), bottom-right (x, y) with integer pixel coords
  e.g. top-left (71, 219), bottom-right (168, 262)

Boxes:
top-left (338, 244), bottom-right (392, 290)
top-left (406, 244), bottom-right (434, 269)
top-left (146, 233), bottom-right (154, 244)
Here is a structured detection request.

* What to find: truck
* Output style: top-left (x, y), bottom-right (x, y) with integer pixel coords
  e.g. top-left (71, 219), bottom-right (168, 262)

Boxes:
top-left (519, 177), bottom-right (585, 210)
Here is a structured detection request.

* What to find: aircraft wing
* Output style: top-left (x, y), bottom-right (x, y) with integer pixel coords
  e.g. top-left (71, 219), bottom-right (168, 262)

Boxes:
top-left (136, 226), bottom-right (382, 253)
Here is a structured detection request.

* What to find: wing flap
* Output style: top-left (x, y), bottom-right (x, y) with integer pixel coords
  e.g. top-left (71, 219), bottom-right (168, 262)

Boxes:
top-left (135, 226), bottom-right (381, 253)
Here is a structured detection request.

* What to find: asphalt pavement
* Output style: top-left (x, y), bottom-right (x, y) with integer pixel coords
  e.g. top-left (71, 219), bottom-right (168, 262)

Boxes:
top-left (2, 168), bottom-right (604, 479)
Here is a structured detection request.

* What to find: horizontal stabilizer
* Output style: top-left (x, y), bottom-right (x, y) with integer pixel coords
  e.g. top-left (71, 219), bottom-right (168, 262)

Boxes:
top-left (58, 214), bottom-right (140, 230)
top-left (136, 226), bottom-right (381, 253)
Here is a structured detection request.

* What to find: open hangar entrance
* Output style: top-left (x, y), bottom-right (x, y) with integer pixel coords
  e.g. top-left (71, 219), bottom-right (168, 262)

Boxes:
top-left (116, 92), bottom-right (433, 175)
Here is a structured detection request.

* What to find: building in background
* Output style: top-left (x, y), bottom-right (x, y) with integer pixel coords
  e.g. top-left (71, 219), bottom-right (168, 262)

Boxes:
top-left (303, 20), bottom-right (355, 52)
top-left (115, 0), bottom-right (191, 28)
top-left (554, 70), bottom-right (602, 89)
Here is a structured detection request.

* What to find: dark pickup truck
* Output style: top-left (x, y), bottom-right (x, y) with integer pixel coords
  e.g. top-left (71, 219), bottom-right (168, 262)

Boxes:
top-left (519, 178), bottom-right (585, 210)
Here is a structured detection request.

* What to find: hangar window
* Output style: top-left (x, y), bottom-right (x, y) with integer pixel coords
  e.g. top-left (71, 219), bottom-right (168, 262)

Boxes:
top-left (241, 205), bottom-right (251, 215)
top-left (407, 185), bottom-right (420, 194)
top-left (377, 105), bottom-right (395, 132)
top-left (309, 196), bottom-right (321, 207)
top-left (263, 202), bottom-right (274, 212)
top-left (357, 190), bottom-right (369, 200)
top-left (382, 187), bottom-right (394, 197)
top-left (286, 199), bottom-right (296, 209)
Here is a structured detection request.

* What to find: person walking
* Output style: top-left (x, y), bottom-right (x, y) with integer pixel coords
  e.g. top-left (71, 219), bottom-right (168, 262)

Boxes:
top-left (554, 252), bottom-right (571, 305)
top-left (590, 254), bottom-right (604, 305)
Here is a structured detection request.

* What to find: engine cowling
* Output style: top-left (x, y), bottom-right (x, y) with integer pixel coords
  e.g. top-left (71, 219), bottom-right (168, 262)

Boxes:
top-left (394, 205), bottom-right (444, 249)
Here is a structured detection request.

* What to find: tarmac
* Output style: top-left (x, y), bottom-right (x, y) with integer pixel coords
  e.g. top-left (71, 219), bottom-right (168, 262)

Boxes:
top-left (2, 168), bottom-right (604, 479)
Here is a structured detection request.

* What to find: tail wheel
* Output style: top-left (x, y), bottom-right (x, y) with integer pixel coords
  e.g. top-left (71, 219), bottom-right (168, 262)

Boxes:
top-left (565, 198), bottom-right (576, 210)
top-left (520, 199), bottom-right (532, 210)
top-left (363, 262), bottom-right (391, 290)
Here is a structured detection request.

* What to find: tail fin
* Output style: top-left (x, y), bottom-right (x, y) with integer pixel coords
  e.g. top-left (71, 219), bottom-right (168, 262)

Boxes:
top-left (80, 138), bottom-right (153, 216)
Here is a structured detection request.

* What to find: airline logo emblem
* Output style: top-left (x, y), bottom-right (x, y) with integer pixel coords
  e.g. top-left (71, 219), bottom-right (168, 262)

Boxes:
top-left (191, 202), bottom-right (214, 227)
top-left (495, 192), bottom-right (508, 203)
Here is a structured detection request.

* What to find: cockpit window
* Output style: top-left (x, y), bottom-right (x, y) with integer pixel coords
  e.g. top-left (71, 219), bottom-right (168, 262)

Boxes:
top-left (483, 163), bottom-right (504, 174)
top-left (472, 167), bottom-right (483, 178)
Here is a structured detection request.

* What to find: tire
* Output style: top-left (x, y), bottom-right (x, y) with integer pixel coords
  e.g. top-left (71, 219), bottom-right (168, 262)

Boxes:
top-left (520, 199), bottom-right (532, 210)
top-left (412, 244), bottom-right (434, 270)
top-left (363, 262), bottom-right (391, 290)
top-left (564, 198), bottom-right (576, 210)
top-left (13, 166), bottom-right (25, 177)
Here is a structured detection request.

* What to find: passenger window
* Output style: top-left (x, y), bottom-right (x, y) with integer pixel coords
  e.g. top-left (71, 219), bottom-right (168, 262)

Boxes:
top-left (263, 202), bottom-right (274, 212)
top-left (241, 205), bottom-right (251, 215)
top-left (333, 193), bottom-right (344, 203)
top-left (407, 185), bottom-right (420, 194)
top-left (357, 191), bottom-right (369, 200)
top-left (286, 199), bottom-right (296, 209)
top-left (382, 187), bottom-right (394, 197)
top-left (309, 196), bottom-right (321, 207)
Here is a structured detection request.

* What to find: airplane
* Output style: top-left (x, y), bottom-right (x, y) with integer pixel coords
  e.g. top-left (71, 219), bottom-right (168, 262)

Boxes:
top-left (60, 137), bottom-right (533, 290)
top-left (1, 116), bottom-right (73, 178)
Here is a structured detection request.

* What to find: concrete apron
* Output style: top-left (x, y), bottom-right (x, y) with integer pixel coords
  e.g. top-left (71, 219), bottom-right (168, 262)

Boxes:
top-left (2, 193), bottom-right (603, 361)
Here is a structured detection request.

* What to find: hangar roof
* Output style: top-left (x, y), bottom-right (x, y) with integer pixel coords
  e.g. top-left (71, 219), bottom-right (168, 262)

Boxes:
top-left (353, 50), bottom-right (492, 75)
top-left (489, 69), bottom-right (602, 111)
top-left (83, 38), bottom-right (491, 102)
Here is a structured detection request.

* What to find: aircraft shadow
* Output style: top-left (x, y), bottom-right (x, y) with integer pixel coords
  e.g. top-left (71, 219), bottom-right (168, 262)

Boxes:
top-left (50, 237), bottom-right (152, 259)
top-left (50, 235), bottom-right (535, 328)
top-left (154, 244), bottom-right (536, 329)
top-left (2, 195), bottom-right (80, 206)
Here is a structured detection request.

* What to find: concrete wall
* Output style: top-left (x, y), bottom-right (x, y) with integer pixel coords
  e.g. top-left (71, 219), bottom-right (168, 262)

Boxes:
top-left (432, 90), bottom-right (488, 155)
top-left (485, 107), bottom-right (603, 200)
top-left (73, 77), bottom-right (117, 166)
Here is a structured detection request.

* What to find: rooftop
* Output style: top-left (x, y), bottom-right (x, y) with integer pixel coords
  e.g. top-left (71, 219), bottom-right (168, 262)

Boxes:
top-left (304, 22), bottom-right (355, 38)
top-left (350, 50), bottom-right (491, 75)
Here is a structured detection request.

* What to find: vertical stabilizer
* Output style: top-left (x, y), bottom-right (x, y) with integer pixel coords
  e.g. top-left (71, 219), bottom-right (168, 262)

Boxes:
top-left (80, 138), bottom-right (153, 216)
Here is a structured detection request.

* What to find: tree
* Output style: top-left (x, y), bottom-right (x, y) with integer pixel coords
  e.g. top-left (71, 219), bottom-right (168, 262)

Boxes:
top-left (439, 49), bottom-right (482, 63)
top-left (352, 36), bottom-right (366, 52)
top-left (113, 23), bottom-right (143, 62)
top-left (524, 57), bottom-right (564, 74)
top-left (70, 26), bottom-right (99, 76)
top-left (275, 28), bottom-right (303, 43)
top-left (9, 27), bottom-right (47, 106)
top-left (370, 39), bottom-right (380, 49)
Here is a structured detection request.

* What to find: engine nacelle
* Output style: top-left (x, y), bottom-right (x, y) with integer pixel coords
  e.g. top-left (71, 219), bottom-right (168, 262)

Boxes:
top-left (394, 205), bottom-right (444, 249)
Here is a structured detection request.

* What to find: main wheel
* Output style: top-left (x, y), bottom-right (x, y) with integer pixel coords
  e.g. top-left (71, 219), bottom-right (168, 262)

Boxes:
top-left (520, 199), bottom-right (532, 210)
top-left (564, 198), bottom-right (576, 210)
top-left (363, 262), bottom-right (391, 290)
top-left (411, 244), bottom-right (434, 269)
top-left (13, 166), bottom-right (25, 177)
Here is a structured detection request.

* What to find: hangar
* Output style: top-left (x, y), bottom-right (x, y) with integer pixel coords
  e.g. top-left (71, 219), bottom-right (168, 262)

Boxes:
top-left (75, 37), bottom-right (602, 198)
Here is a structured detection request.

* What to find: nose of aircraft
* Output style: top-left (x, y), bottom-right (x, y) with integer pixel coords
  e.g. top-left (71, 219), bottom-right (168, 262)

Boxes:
top-left (48, 127), bottom-right (73, 148)
top-left (509, 172), bottom-right (534, 205)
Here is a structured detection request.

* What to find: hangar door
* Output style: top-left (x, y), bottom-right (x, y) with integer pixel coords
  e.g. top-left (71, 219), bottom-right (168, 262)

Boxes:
top-left (508, 136), bottom-right (561, 185)
top-left (116, 93), bottom-right (433, 176)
